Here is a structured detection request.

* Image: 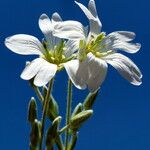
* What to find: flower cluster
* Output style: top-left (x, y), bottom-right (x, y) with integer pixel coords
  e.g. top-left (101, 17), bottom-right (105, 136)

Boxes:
top-left (5, 0), bottom-right (142, 93)
top-left (5, 0), bottom-right (143, 149)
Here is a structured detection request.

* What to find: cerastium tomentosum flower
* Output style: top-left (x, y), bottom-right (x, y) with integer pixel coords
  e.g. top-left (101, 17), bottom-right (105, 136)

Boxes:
top-left (53, 0), bottom-right (142, 92)
top-left (5, 13), bottom-right (78, 87)
top-left (5, 0), bottom-right (143, 150)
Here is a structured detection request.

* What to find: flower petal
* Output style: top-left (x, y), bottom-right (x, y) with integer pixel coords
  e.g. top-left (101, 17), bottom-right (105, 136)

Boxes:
top-left (88, 0), bottom-right (97, 18)
top-left (5, 34), bottom-right (44, 55)
top-left (34, 62), bottom-right (57, 86)
top-left (102, 32), bottom-right (141, 53)
top-left (39, 14), bottom-right (52, 35)
top-left (108, 31), bottom-right (136, 42)
top-left (39, 14), bottom-right (54, 49)
top-left (51, 12), bottom-right (63, 46)
top-left (86, 53), bottom-right (108, 92)
top-left (63, 59), bottom-right (89, 89)
top-left (21, 58), bottom-right (45, 80)
top-left (53, 21), bottom-right (85, 40)
top-left (103, 53), bottom-right (142, 85)
top-left (75, 1), bottom-right (95, 20)
top-left (51, 12), bottom-right (62, 23)
top-left (64, 40), bottom-right (79, 57)
top-left (64, 53), bottom-right (107, 92)
top-left (112, 42), bottom-right (141, 53)
top-left (75, 0), bottom-right (102, 35)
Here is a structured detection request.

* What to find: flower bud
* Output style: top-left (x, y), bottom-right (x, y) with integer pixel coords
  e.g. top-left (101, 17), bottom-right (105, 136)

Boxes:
top-left (47, 95), bottom-right (59, 121)
top-left (30, 120), bottom-right (41, 149)
top-left (70, 110), bottom-right (93, 131)
top-left (46, 116), bottom-right (62, 149)
top-left (28, 97), bottom-right (37, 124)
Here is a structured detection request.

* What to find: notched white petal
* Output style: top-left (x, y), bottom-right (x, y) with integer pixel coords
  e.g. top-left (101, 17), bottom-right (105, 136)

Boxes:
top-left (51, 12), bottom-right (62, 23)
top-left (113, 42), bottom-right (141, 53)
top-left (64, 40), bottom-right (79, 57)
top-left (75, 1), bottom-right (95, 20)
top-left (75, 0), bottom-right (102, 34)
top-left (39, 14), bottom-right (52, 33)
top-left (21, 58), bottom-right (45, 80)
top-left (21, 58), bottom-right (57, 86)
top-left (103, 53), bottom-right (142, 86)
top-left (63, 60), bottom-right (88, 89)
top-left (88, 0), bottom-right (97, 18)
top-left (39, 13), bottom-right (61, 49)
top-left (86, 53), bottom-right (108, 92)
top-left (64, 53), bottom-right (108, 92)
top-left (53, 21), bottom-right (85, 40)
top-left (102, 33), bottom-right (141, 53)
top-left (108, 31), bottom-right (136, 42)
top-left (5, 34), bottom-right (44, 55)
top-left (34, 62), bottom-right (57, 86)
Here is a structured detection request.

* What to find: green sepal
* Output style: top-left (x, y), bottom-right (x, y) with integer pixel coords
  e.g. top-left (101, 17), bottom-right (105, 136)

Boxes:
top-left (42, 86), bottom-right (48, 100)
top-left (70, 110), bottom-right (93, 131)
top-left (71, 103), bottom-right (83, 118)
top-left (28, 97), bottom-right (38, 124)
top-left (83, 91), bottom-right (98, 110)
top-left (29, 78), bottom-right (34, 88)
top-left (47, 95), bottom-right (59, 121)
top-left (46, 116), bottom-right (62, 149)
top-left (30, 120), bottom-right (41, 149)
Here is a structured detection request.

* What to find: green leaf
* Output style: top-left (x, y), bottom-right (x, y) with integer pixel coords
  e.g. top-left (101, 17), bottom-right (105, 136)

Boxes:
top-left (28, 97), bottom-right (38, 124)
top-left (83, 91), bottom-right (98, 110)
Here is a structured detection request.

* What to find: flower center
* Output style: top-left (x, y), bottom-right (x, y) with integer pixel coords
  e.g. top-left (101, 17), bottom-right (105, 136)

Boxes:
top-left (79, 32), bottom-right (113, 61)
top-left (41, 40), bottom-right (74, 70)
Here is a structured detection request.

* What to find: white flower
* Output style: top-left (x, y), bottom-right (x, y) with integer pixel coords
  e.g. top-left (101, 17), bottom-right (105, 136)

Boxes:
top-left (53, 0), bottom-right (142, 92)
top-left (5, 13), bottom-right (78, 86)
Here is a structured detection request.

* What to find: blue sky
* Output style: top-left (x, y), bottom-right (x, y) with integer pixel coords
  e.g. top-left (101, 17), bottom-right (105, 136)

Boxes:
top-left (0, 0), bottom-right (149, 149)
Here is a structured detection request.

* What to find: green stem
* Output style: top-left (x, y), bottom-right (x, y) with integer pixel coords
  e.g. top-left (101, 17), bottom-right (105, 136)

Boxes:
top-left (33, 86), bottom-right (44, 102)
top-left (65, 79), bottom-right (72, 150)
top-left (59, 125), bottom-right (69, 135)
top-left (68, 132), bottom-right (78, 150)
top-left (39, 79), bottom-right (54, 150)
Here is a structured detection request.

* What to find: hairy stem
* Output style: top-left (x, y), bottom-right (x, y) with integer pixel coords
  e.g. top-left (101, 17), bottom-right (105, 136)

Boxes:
top-left (65, 79), bottom-right (72, 150)
top-left (69, 132), bottom-right (78, 150)
top-left (39, 79), bottom-right (54, 150)
top-left (33, 86), bottom-right (44, 102)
